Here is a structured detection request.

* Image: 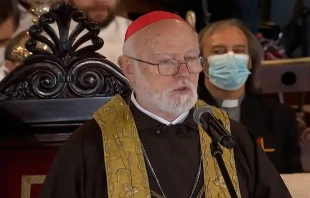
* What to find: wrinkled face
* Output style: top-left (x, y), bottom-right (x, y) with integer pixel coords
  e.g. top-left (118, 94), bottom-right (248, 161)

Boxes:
top-left (70, 0), bottom-right (118, 27)
top-left (0, 17), bottom-right (14, 48)
top-left (202, 26), bottom-right (250, 72)
top-left (125, 20), bottom-right (201, 116)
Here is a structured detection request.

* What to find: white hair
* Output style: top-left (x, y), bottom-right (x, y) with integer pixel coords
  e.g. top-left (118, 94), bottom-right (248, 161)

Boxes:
top-left (122, 33), bottom-right (138, 57)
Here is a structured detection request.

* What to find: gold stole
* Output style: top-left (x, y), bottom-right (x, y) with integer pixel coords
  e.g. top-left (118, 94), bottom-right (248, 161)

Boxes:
top-left (94, 95), bottom-right (241, 198)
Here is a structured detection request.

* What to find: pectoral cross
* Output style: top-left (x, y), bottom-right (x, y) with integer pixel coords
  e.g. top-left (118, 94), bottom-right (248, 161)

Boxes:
top-left (257, 137), bottom-right (275, 152)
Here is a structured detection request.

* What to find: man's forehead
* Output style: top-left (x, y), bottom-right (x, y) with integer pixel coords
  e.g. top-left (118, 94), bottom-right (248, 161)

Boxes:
top-left (141, 34), bottom-right (198, 54)
top-left (213, 26), bottom-right (247, 40)
top-left (207, 32), bottom-right (247, 48)
top-left (152, 47), bottom-right (200, 55)
top-left (138, 27), bottom-right (199, 57)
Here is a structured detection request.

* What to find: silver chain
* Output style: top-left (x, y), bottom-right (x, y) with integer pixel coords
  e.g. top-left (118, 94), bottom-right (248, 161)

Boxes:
top-left (141, 143), bottom-right (202, 198)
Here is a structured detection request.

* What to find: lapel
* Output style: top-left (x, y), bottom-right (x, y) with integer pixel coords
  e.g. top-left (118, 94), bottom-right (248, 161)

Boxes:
top-left (240, 94), bottom-right (271, 137)
top-left (199, 86), bottom-right (272, 137)
top-left (199, 87), bottom-right (276, 153)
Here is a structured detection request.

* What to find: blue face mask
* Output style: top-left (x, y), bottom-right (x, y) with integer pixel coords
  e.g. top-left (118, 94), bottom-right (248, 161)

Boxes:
top-left (205, 52), bottom-right (251, 91)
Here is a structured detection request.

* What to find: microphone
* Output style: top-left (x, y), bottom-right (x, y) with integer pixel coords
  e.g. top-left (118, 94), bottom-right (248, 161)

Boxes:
top-left (193, 106), bottom-right (236, 149)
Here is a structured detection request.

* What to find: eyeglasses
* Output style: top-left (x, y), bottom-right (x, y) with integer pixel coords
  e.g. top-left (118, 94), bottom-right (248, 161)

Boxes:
top-left (128, 56), bottom-right (205, 76)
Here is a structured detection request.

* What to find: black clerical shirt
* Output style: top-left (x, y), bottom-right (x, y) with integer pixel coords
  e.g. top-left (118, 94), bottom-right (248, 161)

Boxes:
top-left (39, 96), bottom-right (291, 198)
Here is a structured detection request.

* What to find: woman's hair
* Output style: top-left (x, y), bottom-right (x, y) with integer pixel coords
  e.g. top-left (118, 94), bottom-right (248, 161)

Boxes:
top-left (198, 18), bottom-right (264, 93)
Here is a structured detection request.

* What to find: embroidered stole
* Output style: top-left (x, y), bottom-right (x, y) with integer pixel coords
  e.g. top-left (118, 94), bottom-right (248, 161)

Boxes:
top-left (94, 94), bottom-right (241, 198)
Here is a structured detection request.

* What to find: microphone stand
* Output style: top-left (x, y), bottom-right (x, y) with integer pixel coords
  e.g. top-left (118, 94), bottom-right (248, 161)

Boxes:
top-left (210, 142), bottom-right (238, 198)
top-left (201, 117), bottom-right (238, 198)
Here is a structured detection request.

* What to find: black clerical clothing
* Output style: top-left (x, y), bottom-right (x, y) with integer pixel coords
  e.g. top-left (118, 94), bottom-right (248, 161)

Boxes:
top-left (198, 87), bottom-right (303, 174)
top-left (39, 95), bottom-right (291, 198)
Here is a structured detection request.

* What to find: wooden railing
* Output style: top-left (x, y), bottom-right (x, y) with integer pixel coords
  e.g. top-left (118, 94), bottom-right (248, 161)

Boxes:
top-left (262, 57), bottom-right (310, 66)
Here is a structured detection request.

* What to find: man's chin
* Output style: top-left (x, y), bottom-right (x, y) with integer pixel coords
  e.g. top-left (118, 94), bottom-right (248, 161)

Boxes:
top-left (164, 95), bottom-right (197, 111)
top-left (163, 101), bottom-right (195, 115)
top-left (87, 13), bottom-right (114, 28)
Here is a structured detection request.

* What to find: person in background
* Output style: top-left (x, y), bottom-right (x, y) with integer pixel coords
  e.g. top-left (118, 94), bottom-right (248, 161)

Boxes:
top-left (66, 0), bottom-right (131, 65)
top-left (0, 30), bottom-right (30, 81)
top-left (15, 0), bottom-right (34, 36)
top-left (0, 0), bottom-right (21, 80)
top-left (39, 11), bottom-right (291, 198)
top-left (198, 18), bottom-right (303, 173)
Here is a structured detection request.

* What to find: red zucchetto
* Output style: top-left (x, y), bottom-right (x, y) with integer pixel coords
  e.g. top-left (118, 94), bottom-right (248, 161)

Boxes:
top-left (124, 11), bottom-right (185, 42)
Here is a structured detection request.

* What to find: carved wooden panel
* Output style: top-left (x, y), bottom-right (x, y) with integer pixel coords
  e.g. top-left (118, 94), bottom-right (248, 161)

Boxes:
top-left (0, 2), bottom-right (130, 148)
top-left (0, 2), bottom-right (130, 101)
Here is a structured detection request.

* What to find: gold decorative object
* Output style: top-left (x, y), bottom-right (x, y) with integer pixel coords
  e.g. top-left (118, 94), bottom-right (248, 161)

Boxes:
top-left (12, 44), bottom-right (32, 62)
top-left (22, 0), bottom-right (61, 23)
top-left (10, 0), bottom-right (59, 63)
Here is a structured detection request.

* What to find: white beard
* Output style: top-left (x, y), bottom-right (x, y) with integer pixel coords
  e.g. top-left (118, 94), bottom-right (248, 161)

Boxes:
top-left (133, 68), bottom-right (198, 116)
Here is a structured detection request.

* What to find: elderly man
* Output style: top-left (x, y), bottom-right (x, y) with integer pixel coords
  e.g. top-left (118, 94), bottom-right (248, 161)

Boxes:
top-left (39, 11), bottom-right (291, 198)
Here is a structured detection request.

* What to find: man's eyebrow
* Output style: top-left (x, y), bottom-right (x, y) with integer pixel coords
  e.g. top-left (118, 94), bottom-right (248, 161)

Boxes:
top-left (185, 48), bottom-right (201, 54)
top-left (233, 44), bottom-right (246, 48)
top-left (211, 44), bottom-right (226, 48)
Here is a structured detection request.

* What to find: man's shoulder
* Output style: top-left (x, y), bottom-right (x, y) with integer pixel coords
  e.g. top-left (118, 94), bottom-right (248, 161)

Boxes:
top-left (265, 97), bottom-right (296, 118)
top-left (114, 16), bottom-right (132, 30)
top-left (115, 16), bottom-right (132, 24)
top-left (195, 100), bottom-right (252, 139)
top-left (66, 119), bottom-right (103, 149)
top-left (247, 94), bottom-right (295, 115)
top-left (229, 118), bottom-right (262, 165)
top-left (229, 118), bottom-right (253, 140)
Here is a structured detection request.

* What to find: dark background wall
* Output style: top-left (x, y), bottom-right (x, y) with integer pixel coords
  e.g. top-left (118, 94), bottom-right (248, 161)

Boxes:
top-left (270, 0), bottom-right (295, 28)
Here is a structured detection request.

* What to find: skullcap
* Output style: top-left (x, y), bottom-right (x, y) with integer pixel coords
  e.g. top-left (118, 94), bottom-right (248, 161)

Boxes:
top-left (124, 11), bottom-right (185, 42)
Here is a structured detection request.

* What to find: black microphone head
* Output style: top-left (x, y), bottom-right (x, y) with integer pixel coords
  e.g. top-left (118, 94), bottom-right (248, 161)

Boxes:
top-left (193, 106), bottom-right (215, 125)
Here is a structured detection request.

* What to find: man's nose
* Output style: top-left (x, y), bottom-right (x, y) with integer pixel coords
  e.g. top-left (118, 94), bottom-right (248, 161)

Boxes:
top-left (176, 63), bottom-right (191, 77)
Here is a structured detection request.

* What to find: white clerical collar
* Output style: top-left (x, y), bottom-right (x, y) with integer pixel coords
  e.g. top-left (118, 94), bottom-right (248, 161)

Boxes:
top-left (130, 92), bottom-right (189, 126)
top-left (221, 99), bottom-right (239, 108)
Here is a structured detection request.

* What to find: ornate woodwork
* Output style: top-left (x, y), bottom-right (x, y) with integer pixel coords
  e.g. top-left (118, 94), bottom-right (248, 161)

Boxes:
top-left (0, 2), bottom-right (130, 148)
top-left (0, 3), bottom-right (129, 101)
top-left (0, 3), bottom-right (130, 197)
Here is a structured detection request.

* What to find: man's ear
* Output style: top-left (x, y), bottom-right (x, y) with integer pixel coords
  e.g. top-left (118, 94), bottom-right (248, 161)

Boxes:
top-left (118, 55), bottom-right (134, 82)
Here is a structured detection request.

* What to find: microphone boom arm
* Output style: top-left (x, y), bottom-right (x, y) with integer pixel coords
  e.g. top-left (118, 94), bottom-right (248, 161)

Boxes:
top-left (210, 142), bottom-right (238, 198)
top-left (200, 112), bottom-right (236, 149)
top-left (197, 110), bottom-right (238, 198)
